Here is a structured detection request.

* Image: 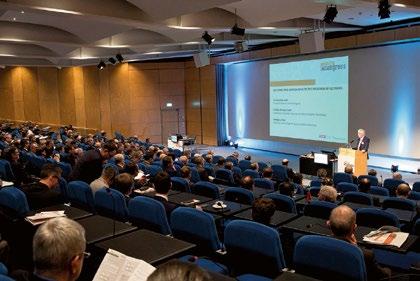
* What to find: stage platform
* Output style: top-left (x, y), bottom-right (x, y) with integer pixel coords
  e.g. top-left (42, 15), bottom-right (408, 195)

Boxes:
top-left (194, 146), bottom-right (420, 186)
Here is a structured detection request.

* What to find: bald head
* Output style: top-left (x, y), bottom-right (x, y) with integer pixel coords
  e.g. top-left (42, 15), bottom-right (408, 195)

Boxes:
top-left (396, 183), bottom-right (410, 198)
top-left (328, 205), bottom-right (356, 238)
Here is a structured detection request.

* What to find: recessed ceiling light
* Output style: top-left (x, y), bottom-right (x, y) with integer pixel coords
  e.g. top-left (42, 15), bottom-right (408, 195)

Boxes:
top-left (98, 45), bottom-right (129, 48)
top-left (394, 3), bottom-right (406, 8)
top-left (12, 17), bottom-right (16, 21)
top-left (168, 25), bottom-right (201, 30)
top-left (20, 11), bottom-right (25, 14)
top-left (34, 7), bottom-right (82, 15)
top-left (258, 27), bottom-right (276, 30)
top-left (0, 54), bottom-right (16, 57)
top-left (144, 51), bottom-right (162, 55)
top-left (183, 41), bottom-right (200, 45)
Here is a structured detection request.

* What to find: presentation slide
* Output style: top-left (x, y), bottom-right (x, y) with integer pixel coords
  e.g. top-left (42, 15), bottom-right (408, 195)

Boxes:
top-left (269, 56), bottom-right (349, 143)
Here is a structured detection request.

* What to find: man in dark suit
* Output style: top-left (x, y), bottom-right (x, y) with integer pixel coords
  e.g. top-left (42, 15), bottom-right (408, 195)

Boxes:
top-left (328, 205), bottom-right (391, 281)
top-left (20, 164), bottom-right (63, 210)
top-left (355, 129), bottom-right (370, 152)
top-left (152, 171), bottom-right (177, 220)
top-left (70, 141), bottom-right (117, 184)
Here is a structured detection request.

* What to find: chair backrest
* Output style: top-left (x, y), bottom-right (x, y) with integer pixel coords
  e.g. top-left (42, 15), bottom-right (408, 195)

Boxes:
top-left (224, 220), bottom-right (286, 278)
top-left (103, 163), bottom-right (119, 175)
top-left (0, 262), bottom-right (8, 275)
top-left (356, 208), bottom-right (400, 229)
top-left (414, 218), bottom-right (420, 235)
top-left (242, 169), bottom-right (260, 179)
top-left (408, 191), bottom-right (420, 200)
top-left (271, 165), bottom-right (287, 181)
top-left (189, 167), bottom-right (200, 183)
top-left (254, 178), bottom-right (274, 190)
top-left (224, 187), bottom-right (254, 205)
top-left (58, 177), bottom-right (69, 201)
top-left (212, 155), bottom-right (223, 164)
top-left (310, 179), bottom-right (322, 187)
top-left (343, 192), bottom-right (373, 205)
top-left (413, 182), bottom-right (420, 192)
top-left (145, 164), bottom-right (163, 177)
top-left (215, 168), bottom-right (234, 185)
top-left (309, 186), bottom-right (321, 197)
top-left (304, 200), bottom-right (337, 219)
top-left (357, 175), bottom-right (379, 186)
top-left (172, 149), bottom-right (182, 158)
top-left (232, 166), bottom-right (242, 178)
top-left (258, 162), bottom-right (268, 173)
top-left (336, 182), bottom-right (358, 194)
top-left (382, 197), bottom-right (416, 211)
top-left (0, 187), bottom-right (30, 217)
top-left (128, 196), bottom-right (171, 235)
top-left (171, 177), bottom-right (190, 192)
top-left (383, 178), bottom-right (405, 196)
top-left (333, 172), bottom-right (353, 186)
top-left (264, 193), bottom-right (297, 214)
top-left (294, 235), bottom-right (367, 281)
top-left (0, 159), bottom-right (15, 182)
top-left (56, 162), bottom-right (72, 180)
top-left (294, 183), bottom-right (305, 195)
top-left (171, 207), bottom-right (222, 254)
top-left (369, 186), bottom-right (389, 196)
top-left (67, 181), bottom-right (95, 212)
top-left (226, 156), bottom-right (238, 166)
top-left (238, 160), bottom-right (252, 172)
top-left (137, 162), bottom-right (146, 172)
top-left (94, 188), bottom-right (129, 221)
top-left (192, 181), bottom-right (220, 199)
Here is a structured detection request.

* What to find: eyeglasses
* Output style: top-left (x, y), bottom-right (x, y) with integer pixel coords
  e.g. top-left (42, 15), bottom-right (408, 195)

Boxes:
top-left (82, 251), bottom-right (91, 259)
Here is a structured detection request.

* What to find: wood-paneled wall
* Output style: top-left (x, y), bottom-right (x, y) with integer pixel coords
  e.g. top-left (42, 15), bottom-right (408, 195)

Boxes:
top-left (0, 63), bottom-right (186, 143)
top-left (0, 25), bottom-right (418, 146)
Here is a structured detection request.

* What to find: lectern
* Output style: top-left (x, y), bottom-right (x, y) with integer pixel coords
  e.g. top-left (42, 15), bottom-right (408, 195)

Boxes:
top-left (337, 148), bottom-right (367, 177)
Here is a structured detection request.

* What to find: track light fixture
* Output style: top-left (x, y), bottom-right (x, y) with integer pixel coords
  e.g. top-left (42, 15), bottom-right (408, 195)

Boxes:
top-left (231, 23), bottom-right (245, 36)
top-left (108, 57), bottom-right (116, 64)
top-left (97, 61), bottom-right (106, 70)
top-left (378, 0), bottom-right (391, 19)
top-left (323, 5), bottom-right (338, 24)
top-left (202, 31), bottom-right (215, 45)
top-left (116, 53), bottom-right (124, 63)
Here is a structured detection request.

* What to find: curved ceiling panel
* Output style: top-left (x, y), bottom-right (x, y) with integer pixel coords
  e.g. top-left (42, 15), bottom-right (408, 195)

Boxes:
top-left (0, 42), bottom-right (59, 57)
top-left (94, 28), bottom-right (175, 47)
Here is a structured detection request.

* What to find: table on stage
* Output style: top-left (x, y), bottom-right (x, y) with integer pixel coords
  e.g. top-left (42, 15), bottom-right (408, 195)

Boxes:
top-left (299, 155), bottom-right (336, 177)
top-left (281, 216), bottom-right (418, 254)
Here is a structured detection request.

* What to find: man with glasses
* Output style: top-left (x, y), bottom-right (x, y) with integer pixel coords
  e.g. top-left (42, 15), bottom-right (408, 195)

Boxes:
top-left (12, 217), bottom-right (88, 281)
top-left (20, 164), bottom-right (63, 210)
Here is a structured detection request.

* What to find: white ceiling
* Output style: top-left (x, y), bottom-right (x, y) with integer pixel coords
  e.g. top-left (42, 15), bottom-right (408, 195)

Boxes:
top-left (0, 0), bottom-right (418, 67)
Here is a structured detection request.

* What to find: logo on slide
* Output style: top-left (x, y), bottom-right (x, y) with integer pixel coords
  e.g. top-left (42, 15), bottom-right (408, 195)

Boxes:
top-left (320, 61), bottom-right (346, 72)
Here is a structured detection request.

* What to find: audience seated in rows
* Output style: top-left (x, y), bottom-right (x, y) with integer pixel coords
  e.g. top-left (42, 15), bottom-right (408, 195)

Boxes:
top-left (90, 165), bottom-right (116, 195)
top-left (344, 165), bottom-right (359, 185)
top-left (252, 198), bottom-right (276, 226)
top-left (318, 185), bottom-right (337, 203)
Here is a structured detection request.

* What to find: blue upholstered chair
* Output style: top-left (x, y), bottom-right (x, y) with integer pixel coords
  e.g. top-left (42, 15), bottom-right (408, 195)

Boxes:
top-left (238, 160), bottom-right (252, 172)
top-left (310, 179), bottom-right (322, 187)
top-left (337, 182), bottom-right (358, 194)
top-left (171, 207), bottom-right (222, 254)
top-left (358, 175), bottom-right (379, 186)
top-left (309, 186), bottom-right (321, 197)
top-left (242, 169), bottom-right (260, 179)
top-left (128, 196), bottom-right (171, 235)
top-left (413, 182), bottom-right (420, 192)
top-left (94, 188), bottom-right (129, 221)
top-left (333, 172), bottom-right (353, 186)
top-left (189, 167), bottom-right (201, 183)
top-left (212, 155), bottom-right (223, 164)
top-left (215, 168), bottom-right (235, 185)
top-left (254, 178), bottom-right (274, 190)
top-left (271, 165), bottom-right (288, 182)
top-left (257, 162), bottom-right (268, 174)
top-left (171, 177), bottom-right (190, 192)
top-left (192, 181), bottom-right (220, 199)
top-left (224, 220), bottom-right (286, 278)
top-left (413, 218), bottom-right (420, 235)
top-left (145, 164), bottom-right (163, 177)
top-left (67, 181), bottom-right (95, 212)
top-left (264, 193), bottom-right (297, 214)
top-left (383, 178), bottom-right (405, 196)
top-left (0, 159), bottom-right (14, 182)
top-left (369, 186), bottom-right (389, 196)
top-left (224, 187), bottom-right (254, 205)
top-left (294, 235), bottom-right (367, 281)
top-left (382, 197), bottom-right (416, 211)
top-left (343, 192), bottom-right (373, 205)
top-left (0, 187), bottom-right (30, 217)
top-left (408, 191), bottom-right (420, 200)
top-left (303, 200), bottom-right (337, 219)
top-left (226, 156), bottom-right (239, 166)
top-left (356, 208), bottom-right (400, 229)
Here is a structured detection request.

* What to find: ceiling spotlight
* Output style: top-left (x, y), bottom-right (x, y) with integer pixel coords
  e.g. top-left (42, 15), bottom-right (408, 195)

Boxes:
top-left (97, 61), bottom-right (106, 70)
top-left (116, 53), bottom-right (124, 63)
top-left (231, 23), bottom-right (245, 36)
top-left (202, 31), bottom-right (215, 45)
top-left (108, 57), bottom-right (116, 64)
top-left (323, 5), bottom-right (338, 24)
top-left (378, 0), bottom-right (391, 19)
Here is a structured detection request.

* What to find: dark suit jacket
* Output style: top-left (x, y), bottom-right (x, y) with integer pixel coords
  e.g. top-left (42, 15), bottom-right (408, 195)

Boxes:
top-left (356, 136), bottom-right (370, 151)
top-left (152, 195), bottom-right (178, 221)
top-left (20, 182), bottom-right (63, 211)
